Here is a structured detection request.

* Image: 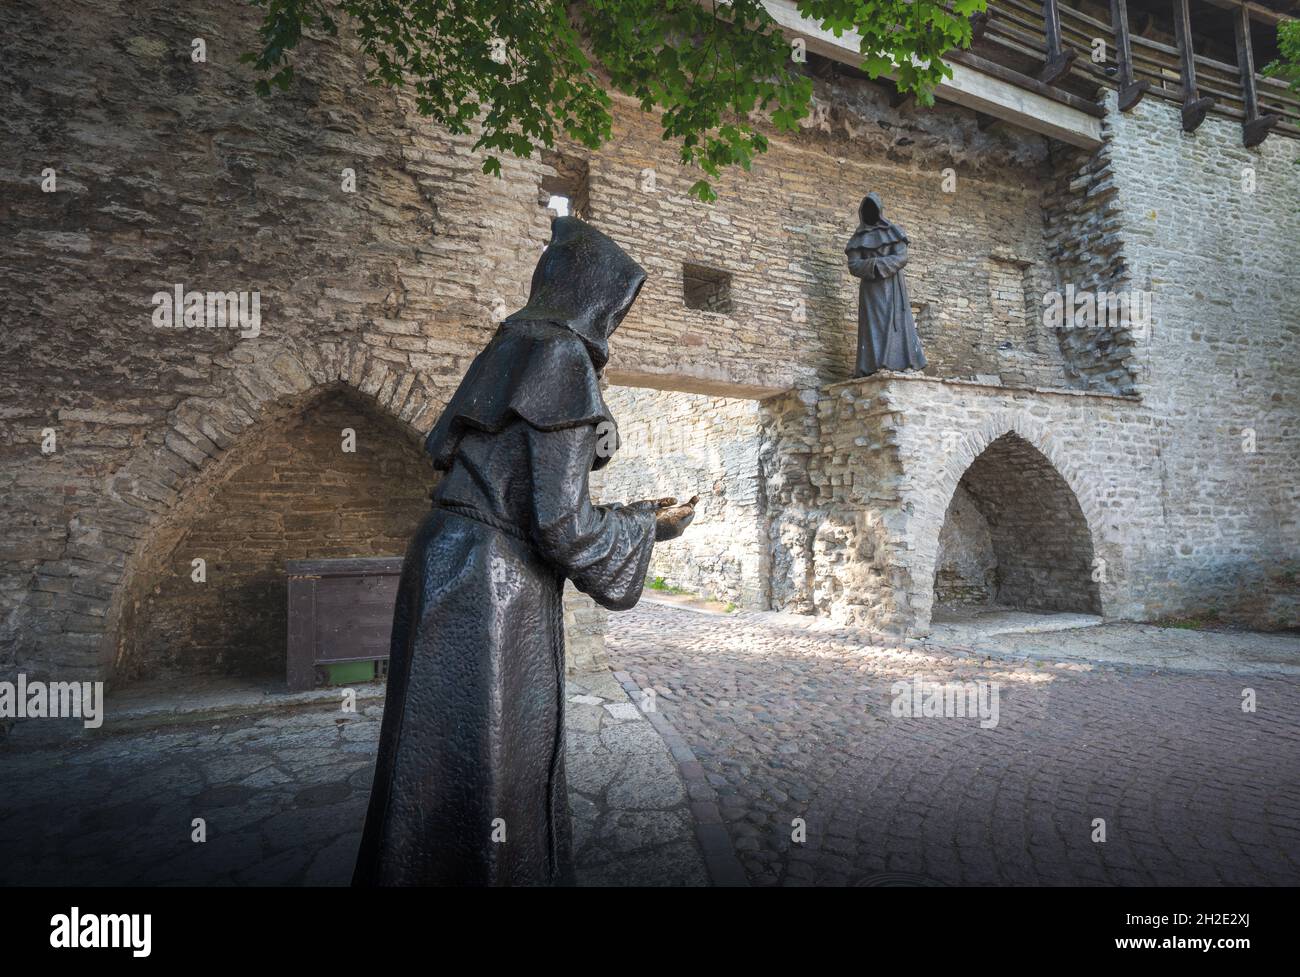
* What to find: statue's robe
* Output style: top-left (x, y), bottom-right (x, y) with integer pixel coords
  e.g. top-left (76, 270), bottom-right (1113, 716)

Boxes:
top-left (354, 219), bottom-right (655, 886)
top-left (847, 193), bottom-right (926, 377)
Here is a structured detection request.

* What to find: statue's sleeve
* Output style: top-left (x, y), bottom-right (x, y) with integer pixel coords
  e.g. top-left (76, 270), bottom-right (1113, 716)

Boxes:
top-left (525, 423), bottom-right (657, 611)
top-left (870, 242), bottom-right (909, 279)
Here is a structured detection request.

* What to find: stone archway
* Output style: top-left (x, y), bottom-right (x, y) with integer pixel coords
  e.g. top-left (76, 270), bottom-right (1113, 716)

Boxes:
top-left (7, 339), bottom-right (449, 686)
top-left (112, 383), bottom-right (435, 682)
top-left (930, 432), bottom-right (1101, 619)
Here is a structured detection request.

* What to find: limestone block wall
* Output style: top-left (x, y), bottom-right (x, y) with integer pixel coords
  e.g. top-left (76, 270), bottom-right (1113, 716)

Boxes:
top-left (951, 429), bottom-right (1101, 614)
top-left (593, 387), bottom-right (768, 609)
top-left (563, 584), bottom-right (609, 676)
top-left (756, 97), bottom-right (1300, 634)
top-left (0, 0), bottom-right (553, 683)
top-left (1041, 136), bottom-right (1139, 395)
top-left (5, 0), bottom-right (1297, 687)
top-left (761, 374), bottom-right (1163, 634)
top-left (933, 485), bottom-right (996, 606)
top-left (1102, 95), bottom-right (1300, 627)
top-left (760, 384), bottom-right (911, 629)
top-left (598, 84), bottom-right (1073, 395)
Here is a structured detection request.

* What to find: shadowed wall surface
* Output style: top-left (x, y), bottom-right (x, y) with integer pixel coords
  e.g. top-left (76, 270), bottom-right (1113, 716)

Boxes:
top-left (116, 389), bottom-right (432, 679)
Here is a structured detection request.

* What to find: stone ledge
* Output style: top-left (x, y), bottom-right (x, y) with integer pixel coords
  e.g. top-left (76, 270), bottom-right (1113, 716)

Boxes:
top-left (823, 370), bottom-right (1144, 404)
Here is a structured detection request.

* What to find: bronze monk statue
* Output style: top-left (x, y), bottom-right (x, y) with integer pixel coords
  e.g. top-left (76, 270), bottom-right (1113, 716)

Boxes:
top-left (354, 218), bottom-right (695, 886)
top-left (846, 192), bottom-right (926, 377)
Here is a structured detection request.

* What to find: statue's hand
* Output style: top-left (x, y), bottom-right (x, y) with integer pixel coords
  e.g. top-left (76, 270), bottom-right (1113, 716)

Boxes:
top-left (628, 496), bottom-right (677, 513)
top-left (654, 495), bottom-right (699, 542)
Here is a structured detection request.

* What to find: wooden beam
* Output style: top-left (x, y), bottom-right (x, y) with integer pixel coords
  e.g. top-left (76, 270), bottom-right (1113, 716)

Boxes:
top-left (735, 0), bottom-right (1105, 148)
top-left (1111, 0), bottom-right (1151, 111)
top-left (1041, 0), bottom-right (1078, 85)
top-left (1201, 0), bottom-right (1290, 29)
top-left (1233, 4), bottom-right (1280, 147)
top-left (1173, 0), bottom-right (1215, 131)
top-left (947, 51), bottom-right (1107, 119)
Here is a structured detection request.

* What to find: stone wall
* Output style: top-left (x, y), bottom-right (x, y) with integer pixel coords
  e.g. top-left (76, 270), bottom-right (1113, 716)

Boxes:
top-left (594, 387), bottom-right (768, 609)
top-left (761, 373), bottom-right (1160, 634)
top-left (114, 389), bottom-right (432, 679)
top-left (597, 79), bottom-right (1076, 395)
top-left (1105, 95), bottom-right (1300, 627)
top-left (563, 584), bottom-right (609, 676)
top-left (0, 0), bottom-right (1089, 683)
top-left (755, 94), bottom-right (1300, 635)
top-left (1041, 137), bottom-right (1139, 395)
top-left (3, 0), bottom-right (1297, 686)
top-left (933, 485), bottom-right (996, 607)
top-left (955, 431), bottom-right (1100, 614)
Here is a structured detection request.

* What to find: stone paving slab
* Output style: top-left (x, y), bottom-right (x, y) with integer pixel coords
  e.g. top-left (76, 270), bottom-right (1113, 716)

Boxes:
top-left (929, 617), bottom-right (1300, 675)
top-left (605, 602), bottom-right (1300, 886)
top-left (0, 671), bottom-right (708, 886)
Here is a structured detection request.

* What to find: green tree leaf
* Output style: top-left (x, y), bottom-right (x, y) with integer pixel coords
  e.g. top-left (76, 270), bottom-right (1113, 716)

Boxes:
top-left (242, 0), bottom-right (987, 199)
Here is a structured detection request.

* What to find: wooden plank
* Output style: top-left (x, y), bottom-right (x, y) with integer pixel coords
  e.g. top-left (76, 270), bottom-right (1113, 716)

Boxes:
top-left (948, 50), bottom-right (1107, 117)
top-left (1173, 0), bottom-right (1215, 131)
top-left (286, 556), bottom-right (405, 576)
top-left (986, 15), bottom-right (1049, 54)
top-left (286, 576), bottom-right (317, 692)
top-left (315, 574), bottom-right (399, 662)
top-left (1110, 0), bottom-right (1151, 111)
top-left (1059, 4), bottom-right (1113, 34)
top-left (1041, 0), bottom-right (1079, 84)
top-left (1194, 51), bottom-right (1246, 76)
top-left (1129, 33), bottom-right (1181, 59)
top-left (1260, 76), bottom-right (1300, 106)
top-left (1234, 4), bottom-right (1281, 146)
top-left (1200, 0), bottom-right (1290, 28)
top-left (1001, 0), bottom-right (1046, 18)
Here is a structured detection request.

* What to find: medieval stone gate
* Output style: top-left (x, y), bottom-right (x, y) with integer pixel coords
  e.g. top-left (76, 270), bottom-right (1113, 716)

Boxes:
top-left (7, 341), bottom-right (444, 685)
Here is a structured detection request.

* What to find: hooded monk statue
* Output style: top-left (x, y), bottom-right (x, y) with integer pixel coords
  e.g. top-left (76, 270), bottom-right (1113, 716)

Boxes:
top-left (354, 218), bottom-right (696, 886)
top-left (846, 192), bottom-right (927, 377)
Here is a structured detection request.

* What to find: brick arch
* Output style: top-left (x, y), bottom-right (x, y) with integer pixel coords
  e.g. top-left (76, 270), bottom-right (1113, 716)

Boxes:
top-left (42, 340), bottom-right (447, 684)
top-left (910, 412), bottom-right (1107, 628)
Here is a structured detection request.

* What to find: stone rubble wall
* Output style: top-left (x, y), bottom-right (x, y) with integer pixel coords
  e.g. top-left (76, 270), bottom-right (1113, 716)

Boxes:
top-left (563, 583), bottom-right (609, 676)
top-left (933, 484), bottom-right (997, 607)
top-left (1041, 135), bottom-right (1139, 395)
top-left (593, 387), bottom-right (768, 610)
top-left (600, 82), bottom-right (1074, 394)
top-left (761, 374), bottom-right (1164, 634)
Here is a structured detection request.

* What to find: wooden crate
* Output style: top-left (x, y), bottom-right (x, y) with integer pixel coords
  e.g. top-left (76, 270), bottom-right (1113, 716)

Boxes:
top-left (285, 557), bottom-right (403, 691)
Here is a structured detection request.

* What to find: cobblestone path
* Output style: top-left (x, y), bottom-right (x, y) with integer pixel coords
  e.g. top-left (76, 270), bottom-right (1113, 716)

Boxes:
top-left (606, 602), bottom-right (1300, 886)
top-left (0, 669), bottom-right (706, 886)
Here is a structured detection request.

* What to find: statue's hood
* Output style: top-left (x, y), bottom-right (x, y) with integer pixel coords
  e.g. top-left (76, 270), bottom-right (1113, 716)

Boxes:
top-left (503, 217), bottom-right (647, 370)
top-left (859, 192), bottom-right (884, 225)
top-left (847, 191), bottom-right (908, 251)
top-left (422, 218), bottom-right (647, 472)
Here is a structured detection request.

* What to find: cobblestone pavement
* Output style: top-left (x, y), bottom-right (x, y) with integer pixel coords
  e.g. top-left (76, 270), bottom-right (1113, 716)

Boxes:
top-left (606, 602), bottom-right (1300, 886)
top-left (0, 670), bottom-right (706, 886)
top-left (927, 606), bottom-right (1300, 675)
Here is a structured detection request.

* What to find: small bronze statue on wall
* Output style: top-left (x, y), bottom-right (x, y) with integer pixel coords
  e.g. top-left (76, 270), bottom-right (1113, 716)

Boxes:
top-left (353, 217), bottom-right (695, 886)
top-left (846, 192), bottom-right (926, 377)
